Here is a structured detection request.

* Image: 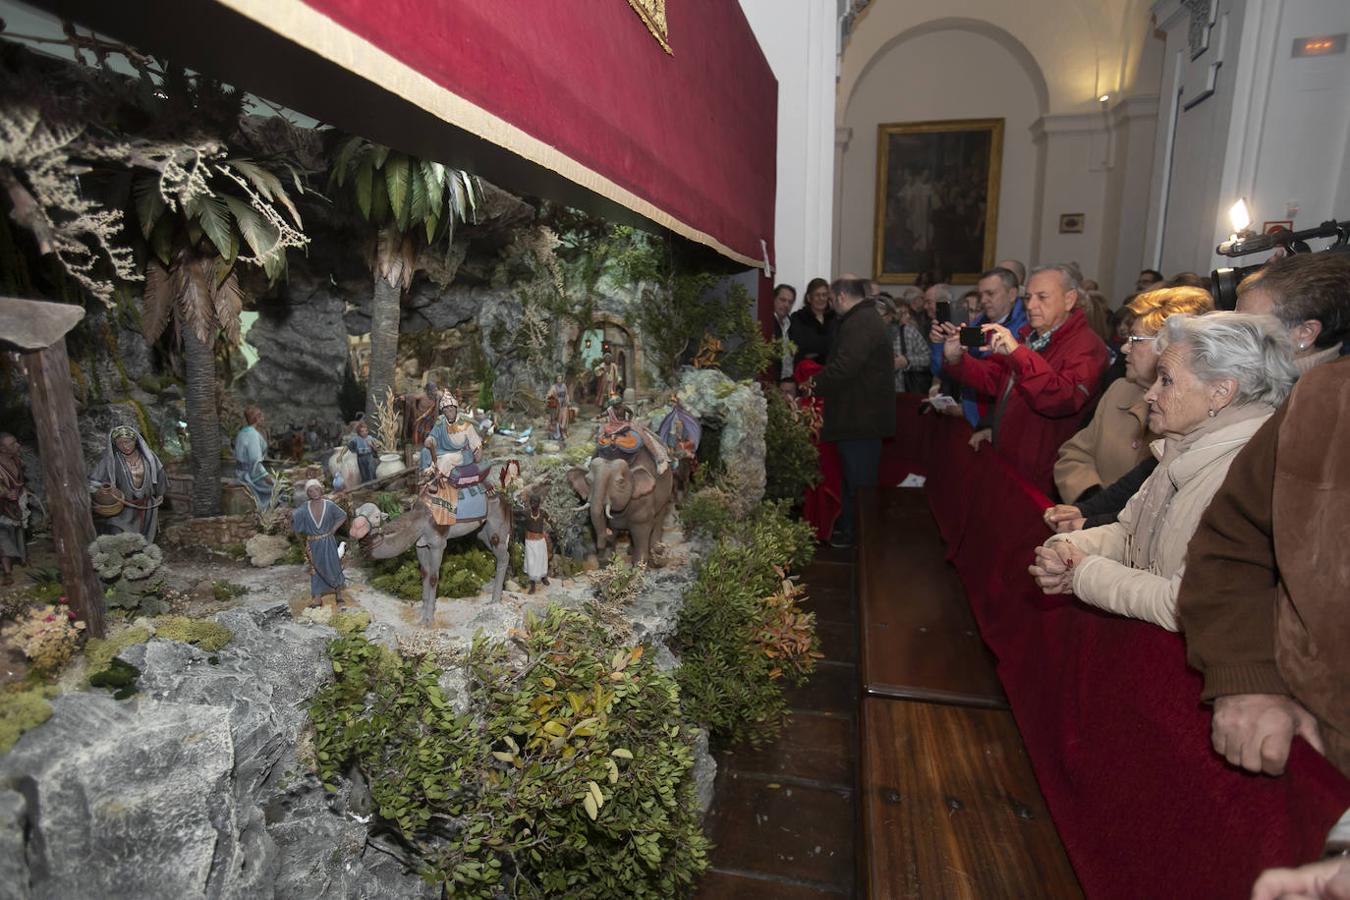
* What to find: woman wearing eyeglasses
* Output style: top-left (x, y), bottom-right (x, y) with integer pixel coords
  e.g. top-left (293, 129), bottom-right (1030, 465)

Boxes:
top-left (1052, 287), bottom-right (1214, 503)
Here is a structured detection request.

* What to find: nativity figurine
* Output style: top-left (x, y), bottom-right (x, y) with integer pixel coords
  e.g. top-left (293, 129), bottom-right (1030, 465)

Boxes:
top-left (234, 406), bottom-right (275, 508)
top-left (90, 425), bottom-right (167, 543)
top-left (522, 492), bottom-right (550, 594)
top-left (545, 374), bottom-right (570, 440)
top-left (292, 478), bottom-right (347, 605)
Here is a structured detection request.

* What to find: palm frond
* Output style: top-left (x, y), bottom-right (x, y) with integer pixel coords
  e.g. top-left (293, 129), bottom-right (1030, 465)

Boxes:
top-left (227, 159), bottom-right (302, 227)
top-left (409, 162), bottom-right (430, 228)
top-left (171, 249), bottom-right (216, 344)
top-left (186, 194), bottom-right (235, 261)
top-left (211, 263), bottom-right (244, 345)
top-left (221, 195), bottom-right (277, 263)
top-left (353, 158), bottom-right (374, 221)
top-left (330, 135), bottom-right (365, 188)
top-left (384, 153), bottom-right (412, 232)
top-left (132, 174), bottom-right (166, 240)
top-left (141, 259), bottom-right (173, 345)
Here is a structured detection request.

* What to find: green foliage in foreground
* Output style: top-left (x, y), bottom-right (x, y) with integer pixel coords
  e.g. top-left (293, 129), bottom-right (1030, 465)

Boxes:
top-left (673, 501), bottom-right (819, 748)
top-left (763, 390), bottom-right (820, 503)
top-left (0, 684), bottom-right (53, 753)
top-left (153, 616), bottom-right (234, 652)
top-left (308, 606), bottom-right (709, 898)
top-left (368, 545), bottom-right (500, 602)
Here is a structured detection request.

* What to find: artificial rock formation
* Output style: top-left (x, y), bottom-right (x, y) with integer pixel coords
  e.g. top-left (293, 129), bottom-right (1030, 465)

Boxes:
top-left (0, 602), bottom-right (434, 900)
top-left (659, 367), bottom-right (768, 505)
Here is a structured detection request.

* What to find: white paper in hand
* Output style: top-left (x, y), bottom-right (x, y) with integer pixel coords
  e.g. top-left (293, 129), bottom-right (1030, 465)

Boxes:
top-left (898, 473), bottom-right (927, 488)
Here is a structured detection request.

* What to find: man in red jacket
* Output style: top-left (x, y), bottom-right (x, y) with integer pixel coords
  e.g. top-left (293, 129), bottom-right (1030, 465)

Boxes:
top-left (937, 264), bottom-right (1109, 494)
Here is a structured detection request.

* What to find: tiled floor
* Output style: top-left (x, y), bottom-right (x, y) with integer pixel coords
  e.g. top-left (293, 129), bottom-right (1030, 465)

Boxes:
top-left (696, 545), bottom-right (859, 898)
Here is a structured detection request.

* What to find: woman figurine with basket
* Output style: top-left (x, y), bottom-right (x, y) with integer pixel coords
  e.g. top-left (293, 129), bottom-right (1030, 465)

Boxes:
top-left (90, 425), bottom-right (167, 543)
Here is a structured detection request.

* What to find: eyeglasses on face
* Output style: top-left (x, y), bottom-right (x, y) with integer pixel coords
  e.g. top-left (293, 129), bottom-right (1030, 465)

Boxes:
top-left (1124, 335), bottom-right (1158, 346)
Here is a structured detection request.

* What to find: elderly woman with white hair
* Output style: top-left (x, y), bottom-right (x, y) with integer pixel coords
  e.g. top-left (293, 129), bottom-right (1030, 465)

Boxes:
top-left (1029, 312), bottom-right (1298, 630)
top-left (291, 478), bottom-right (347, 604)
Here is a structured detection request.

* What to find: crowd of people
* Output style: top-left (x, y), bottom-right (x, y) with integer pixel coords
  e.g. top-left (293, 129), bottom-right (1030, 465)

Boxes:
top-left (772, 251), bottom-right (1350, 894)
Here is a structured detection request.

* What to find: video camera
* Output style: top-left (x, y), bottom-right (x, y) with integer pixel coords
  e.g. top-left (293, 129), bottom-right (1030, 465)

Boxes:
top-left (1211, 218), bottom-right (1350, 309)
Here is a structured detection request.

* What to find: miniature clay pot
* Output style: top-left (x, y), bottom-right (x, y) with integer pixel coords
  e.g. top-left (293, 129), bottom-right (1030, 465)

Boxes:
top-left (375, 452), bottom-right (406, 479)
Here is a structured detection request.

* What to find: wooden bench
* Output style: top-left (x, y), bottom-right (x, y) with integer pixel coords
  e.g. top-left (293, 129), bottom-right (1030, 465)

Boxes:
top-left (857, 488), bottom-right (1005, 708)
top-left (860, 697), bottom-right (1081, 898)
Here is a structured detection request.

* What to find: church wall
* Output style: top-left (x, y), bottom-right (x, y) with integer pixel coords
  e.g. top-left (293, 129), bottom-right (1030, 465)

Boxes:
top-left (836, 27), bottom-right (1044, 282)
top-left (738, 0), bottom-right (838, 296)
top-left (1146, 0), bottom-right (1350, 279)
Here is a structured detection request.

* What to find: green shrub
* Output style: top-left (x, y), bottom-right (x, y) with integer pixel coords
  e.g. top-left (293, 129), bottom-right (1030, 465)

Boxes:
top-left (85, 626), bottom-right (152, 684)
top-left (153, 616), bottom-right (233, 652)
top-left (763, 390), bottom-right (820, 503)
top-left (673, 502), bottom-right (819, 748)
top-left (369, 545), bottom-right (500, 602)
top-left (309, 606), bottom-right (709, 898)
top-left (281, 540), bottom-right (307, 565)
top-left (212, 580), bottom-right (247, 603)
top-left (0, 684), bottom-right (53, 753)
top-left (678, 489), bottom-right (735, 539)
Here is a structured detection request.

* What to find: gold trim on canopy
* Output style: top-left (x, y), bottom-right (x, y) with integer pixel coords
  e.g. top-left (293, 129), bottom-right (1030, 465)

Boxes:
top-left (212, 0), bottom-right (757, 265)
top-left (626, 0), bottom-right (672, 54)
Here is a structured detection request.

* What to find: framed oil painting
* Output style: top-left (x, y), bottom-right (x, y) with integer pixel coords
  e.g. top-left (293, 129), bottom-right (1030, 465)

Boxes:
top-left (873, 118), bottom-right (1003, 284)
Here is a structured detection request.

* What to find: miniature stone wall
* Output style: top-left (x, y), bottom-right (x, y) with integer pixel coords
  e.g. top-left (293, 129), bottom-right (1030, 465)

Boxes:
top-left (159, 514), bottom-right (259, 549)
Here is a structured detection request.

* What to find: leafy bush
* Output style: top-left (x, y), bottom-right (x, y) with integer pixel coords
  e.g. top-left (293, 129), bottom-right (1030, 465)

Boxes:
top-left (0, 684), bottom-right (53, 752)
top-left (763, 390), bottom-right (820, 503)
top-left (591, 556), bottom-right (645, 606)
top-left (22, 567), bottom-right (64, 607)
top-left (309, 606), bottom-right (709, 898)
top-left (678, 488), bottom-right (736, 539)
top-left (673, 502), bottom-right (819, 748)
top-left (375, 492), bottom-right (403, 519)
top-left (369, 545), bottom-right (499, 602)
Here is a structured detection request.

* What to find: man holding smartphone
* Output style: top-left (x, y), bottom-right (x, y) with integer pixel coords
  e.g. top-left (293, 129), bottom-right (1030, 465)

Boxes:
top-left (936, 264), bottom-right (1108, 494)
top-left (929, 267), bottom-right (1027, 426)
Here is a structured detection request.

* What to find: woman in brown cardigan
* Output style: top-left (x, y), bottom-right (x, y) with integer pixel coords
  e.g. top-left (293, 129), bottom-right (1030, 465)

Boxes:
top-left (1052, 286), bottom-right (1213, 503)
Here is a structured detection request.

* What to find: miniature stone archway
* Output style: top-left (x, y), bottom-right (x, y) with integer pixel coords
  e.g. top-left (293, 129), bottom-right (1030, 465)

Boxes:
top-left (568, 312), bottom-right (646, 398)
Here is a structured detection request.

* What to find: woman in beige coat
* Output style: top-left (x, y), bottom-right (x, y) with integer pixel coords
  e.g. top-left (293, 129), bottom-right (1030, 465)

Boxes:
top-left (1053, 286), bottom-right (1214, 502)
top-left (1029, 312), bottom-right (1297, 630)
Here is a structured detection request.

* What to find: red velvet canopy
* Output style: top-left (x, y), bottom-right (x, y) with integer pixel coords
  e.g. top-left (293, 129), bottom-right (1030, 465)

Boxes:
top-left (215, 0), bottom-right (777, 268)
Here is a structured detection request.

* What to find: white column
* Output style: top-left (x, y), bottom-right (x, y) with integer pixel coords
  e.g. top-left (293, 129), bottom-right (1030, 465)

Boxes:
top-left (738, 0), bottom-right (838, 292)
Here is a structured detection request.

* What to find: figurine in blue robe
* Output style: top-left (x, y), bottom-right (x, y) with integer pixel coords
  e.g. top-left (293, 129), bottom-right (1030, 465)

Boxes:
top-left (234, 407), bottom-right (274, 508)
top-left (292, 479), bottom-right (347, 601)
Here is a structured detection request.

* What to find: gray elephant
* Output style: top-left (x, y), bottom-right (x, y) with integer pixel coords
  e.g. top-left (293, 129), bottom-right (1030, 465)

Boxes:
top-left (568, 429), bottom-right (674, 567)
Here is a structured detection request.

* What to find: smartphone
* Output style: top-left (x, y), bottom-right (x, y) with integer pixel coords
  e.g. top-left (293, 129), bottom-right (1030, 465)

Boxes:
top-left (934, 300), bottom-right (952, 325)
top-left (959, 326), bottom-right (986, 348)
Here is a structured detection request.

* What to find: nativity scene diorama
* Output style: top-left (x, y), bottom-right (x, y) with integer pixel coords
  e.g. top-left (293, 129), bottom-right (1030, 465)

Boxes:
top-left (0, 21), bottom-right (825, 900)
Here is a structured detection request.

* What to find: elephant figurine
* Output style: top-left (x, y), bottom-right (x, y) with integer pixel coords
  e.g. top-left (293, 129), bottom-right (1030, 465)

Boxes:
top-left (568, 437), bottom-right (674, 567)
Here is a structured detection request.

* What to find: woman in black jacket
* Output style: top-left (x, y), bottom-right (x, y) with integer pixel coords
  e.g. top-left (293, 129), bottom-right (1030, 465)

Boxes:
top-left (790, 277), bottom-right (836, 365)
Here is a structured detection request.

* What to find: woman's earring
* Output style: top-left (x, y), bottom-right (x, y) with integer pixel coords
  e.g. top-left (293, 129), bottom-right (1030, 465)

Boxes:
top-left (1207, 408), bottom-right (1217, 418)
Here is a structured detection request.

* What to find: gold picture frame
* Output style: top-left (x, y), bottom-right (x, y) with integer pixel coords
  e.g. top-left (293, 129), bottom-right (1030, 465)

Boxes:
top-left (873, 118), bottom-right (1004, 285)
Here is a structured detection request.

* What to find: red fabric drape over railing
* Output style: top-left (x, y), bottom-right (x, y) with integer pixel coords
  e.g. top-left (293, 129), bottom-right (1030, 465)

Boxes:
top-left (281, 0), bottom-right (776, 266)
top-left (882, 394), bottom-right (1350, 899)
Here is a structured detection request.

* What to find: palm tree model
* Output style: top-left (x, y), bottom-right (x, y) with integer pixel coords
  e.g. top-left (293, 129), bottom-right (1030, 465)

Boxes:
top-left (328, 136), bottom-right (479, 421)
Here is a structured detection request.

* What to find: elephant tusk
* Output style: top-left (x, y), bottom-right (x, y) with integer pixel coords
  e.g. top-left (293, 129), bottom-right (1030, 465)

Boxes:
top-left (571, 501), bottom-right (591, 511)
top-left (604, 501), bottom-right (612, 519)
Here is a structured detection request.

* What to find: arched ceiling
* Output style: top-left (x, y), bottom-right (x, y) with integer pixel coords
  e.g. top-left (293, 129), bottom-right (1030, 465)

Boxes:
top-left (840, 0), bottom-right (1157, 119)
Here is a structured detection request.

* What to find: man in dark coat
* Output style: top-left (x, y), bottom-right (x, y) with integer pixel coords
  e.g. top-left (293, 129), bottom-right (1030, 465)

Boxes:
top-left (811, 278), bottom-right (896, 548)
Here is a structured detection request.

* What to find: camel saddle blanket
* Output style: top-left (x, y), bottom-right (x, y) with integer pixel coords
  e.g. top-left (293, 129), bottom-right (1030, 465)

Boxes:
top-left (424, 481), bottom-right (490, 526)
